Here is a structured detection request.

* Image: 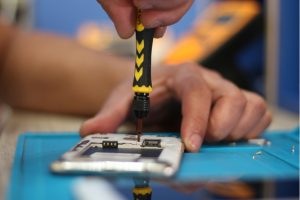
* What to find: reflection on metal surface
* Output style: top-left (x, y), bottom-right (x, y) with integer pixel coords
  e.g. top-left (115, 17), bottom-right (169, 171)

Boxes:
top-left (252, 150), bottom-right (263, 160)
top-left (248, 138), bottom-right (271, 146)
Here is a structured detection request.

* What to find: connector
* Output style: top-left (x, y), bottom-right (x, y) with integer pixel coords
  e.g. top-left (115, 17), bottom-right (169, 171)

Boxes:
top-left (141, 139), bottom-right (161, 147)
top-left (102, 141), bottom-right (118, 149)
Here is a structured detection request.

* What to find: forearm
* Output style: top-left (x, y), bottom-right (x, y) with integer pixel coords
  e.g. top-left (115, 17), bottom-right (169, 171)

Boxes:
top-left (0, 22), bottom-right (17, 71)
top-left (0, 26), bottom-right (133, 115)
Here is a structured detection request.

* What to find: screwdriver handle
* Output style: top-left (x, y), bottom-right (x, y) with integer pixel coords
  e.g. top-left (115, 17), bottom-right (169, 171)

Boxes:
top-left (132, 10), bottom-right (154, 94)
top-left (133, 186), bottom-right (152, 200)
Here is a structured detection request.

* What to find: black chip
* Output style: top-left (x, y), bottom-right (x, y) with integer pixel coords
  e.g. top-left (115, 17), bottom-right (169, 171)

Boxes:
top-left (141, 139), bottom-right (161, 147)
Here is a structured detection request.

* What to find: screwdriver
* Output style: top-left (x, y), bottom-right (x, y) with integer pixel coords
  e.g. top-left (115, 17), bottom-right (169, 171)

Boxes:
top-left (133, 178), bottom-right (152, 200)
top-left (132, 10), bottom-right (154, 142)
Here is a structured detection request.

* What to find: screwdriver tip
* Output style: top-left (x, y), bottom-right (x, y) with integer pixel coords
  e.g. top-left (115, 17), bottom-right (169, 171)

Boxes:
top-left (136, 118), bottom-right (143, 142)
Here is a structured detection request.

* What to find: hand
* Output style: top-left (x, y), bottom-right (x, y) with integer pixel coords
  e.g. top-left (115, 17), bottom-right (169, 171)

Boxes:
top-left (97, 0), bottom-right (194, 38)
top-left (80, 63), bottom-right (272, 152)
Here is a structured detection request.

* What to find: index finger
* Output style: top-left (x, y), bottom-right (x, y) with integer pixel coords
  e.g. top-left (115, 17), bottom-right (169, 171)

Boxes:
top-left (167, 64), bottom-right (212, 152)
top-left (140, 1), bottom-right (193, 28)
top-left (97, 0), bottom-right (136, 38)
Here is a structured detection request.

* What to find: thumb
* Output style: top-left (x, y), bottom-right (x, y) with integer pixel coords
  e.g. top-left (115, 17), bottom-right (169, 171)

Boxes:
top-left (80, 83), bottom-right (133, 137)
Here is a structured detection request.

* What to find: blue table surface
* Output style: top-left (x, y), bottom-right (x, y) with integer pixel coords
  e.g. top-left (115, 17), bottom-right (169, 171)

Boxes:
top-left (7, 128), bottom-right (299, 200)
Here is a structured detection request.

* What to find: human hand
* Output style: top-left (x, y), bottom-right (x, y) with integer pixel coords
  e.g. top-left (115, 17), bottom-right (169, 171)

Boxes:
top-left (80, 63), bottom-right (272, 152)
top-left (97, 0), bottom-right (194, 38)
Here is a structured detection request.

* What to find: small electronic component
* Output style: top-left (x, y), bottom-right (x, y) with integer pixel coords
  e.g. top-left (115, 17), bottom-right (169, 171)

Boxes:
top-left (51, 133), bottom-right (183, 178)
top-left (102, 141), bottom-right (118, 149)
top-left (141, 139), bottom-right (161, 147)
top-left (72, 140), bottom-right (89, 151)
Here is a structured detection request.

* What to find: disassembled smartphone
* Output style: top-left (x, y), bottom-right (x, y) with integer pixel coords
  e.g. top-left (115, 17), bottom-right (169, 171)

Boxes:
top-left (51, 133), bottom-right (184, 178)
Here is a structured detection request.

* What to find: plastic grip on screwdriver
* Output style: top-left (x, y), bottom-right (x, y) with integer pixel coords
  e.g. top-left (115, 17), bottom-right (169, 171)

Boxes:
top-left (133, 187), bottom-right (152, 200)
top-left (132, 11), bottom-right (154, 94)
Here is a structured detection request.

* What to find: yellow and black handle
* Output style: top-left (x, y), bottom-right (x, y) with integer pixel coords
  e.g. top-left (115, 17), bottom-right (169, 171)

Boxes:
top-left (132, 10), bottom-right (154, 119)
top-left (133, 178), bottom-right (152, 200)
top-left (133, 187), bottom-right (152, 200)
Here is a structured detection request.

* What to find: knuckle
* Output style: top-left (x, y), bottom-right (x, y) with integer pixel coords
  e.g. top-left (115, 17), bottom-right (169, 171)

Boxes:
top-left (209, 131), bottom-right (226, 141)
top-left (169, 63), bottom-right (213, 99)
top-left (229, 132), bottom-right (244, 140)
top-left (250, 95), bottom-right (267, 113)
top-left (207, 112), bottom-right (233, 142)
top-left (207, 123), bottom-right (227, 141)
top-left (175, 63), bottom-right (202, 84)
top-left (205, 68), bottom-right (223, 79)
top-left (228, 135), bottom-right (239, 141)
top-left (249, 128), bottom-right (264, 139)
top-left (229, 88), bottom-right (247, 109)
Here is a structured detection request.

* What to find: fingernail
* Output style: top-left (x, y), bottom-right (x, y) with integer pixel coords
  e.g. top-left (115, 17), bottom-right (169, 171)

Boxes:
top-left (147, 20), bottom-right (163, 28)
top-left (154, 27), bottom-right (167, 38)
top-left (188, 134), bottom-right (202, 152)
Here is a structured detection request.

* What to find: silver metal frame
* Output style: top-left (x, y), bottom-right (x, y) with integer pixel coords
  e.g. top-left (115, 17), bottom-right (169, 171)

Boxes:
top-left (51, 133), bottom-right (184, 178)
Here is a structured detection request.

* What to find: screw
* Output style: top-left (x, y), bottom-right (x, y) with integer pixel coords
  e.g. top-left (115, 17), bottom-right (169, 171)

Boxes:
top-left (291, 145), bottom-right (295, 153)
top-left (266, 141), bottom-right (272, 146)
top-left (252, 151), bottom-right (262, 160)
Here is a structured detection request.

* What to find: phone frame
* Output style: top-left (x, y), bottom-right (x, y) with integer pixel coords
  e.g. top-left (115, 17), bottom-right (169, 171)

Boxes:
top-left (50, 133), bottom-right (184, 178)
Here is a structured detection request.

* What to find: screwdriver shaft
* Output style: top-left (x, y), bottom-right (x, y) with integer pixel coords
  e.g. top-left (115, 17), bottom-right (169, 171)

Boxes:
top-left (136, 118), bottom-right (143, 142)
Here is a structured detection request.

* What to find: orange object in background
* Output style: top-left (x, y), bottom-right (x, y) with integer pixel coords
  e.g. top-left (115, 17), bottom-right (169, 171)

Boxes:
top-left (77, 22), bottom-right (113, 50)
top-left (164, 1), bottom-right (260, 65)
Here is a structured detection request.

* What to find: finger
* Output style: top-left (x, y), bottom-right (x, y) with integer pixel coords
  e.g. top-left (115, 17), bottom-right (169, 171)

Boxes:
top-left (168, 64), bottom-right (212, 152)
top-left (140, 1), bottom-right (193, 28)
top-left (144, 68), bottom-right (179, 128)
top-left (154, 26), bottom-right (167, 38)
top-left (227, 91), bottom-right (267, 140)
top-left (201, 71), bottom-right (247, 141)
top-left (80, 83), bottom-right (132, 137)
top-left (245, 111), bottom-right (272, 139)
top-left (133, 0), bottom-right (193, 10)
top-left (97, 0), bottom-right (136, 38)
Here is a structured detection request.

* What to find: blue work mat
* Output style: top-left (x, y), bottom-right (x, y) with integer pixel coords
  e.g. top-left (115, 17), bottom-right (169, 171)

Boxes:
top-left (7, 129), bottom-right (299, 200)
